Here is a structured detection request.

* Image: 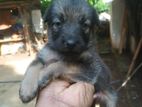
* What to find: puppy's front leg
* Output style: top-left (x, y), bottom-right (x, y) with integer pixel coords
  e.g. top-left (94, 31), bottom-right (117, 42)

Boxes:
top-left (19, 59), bottom-right (43, 103)
top-left (38, 61), bottom-right (65, 88)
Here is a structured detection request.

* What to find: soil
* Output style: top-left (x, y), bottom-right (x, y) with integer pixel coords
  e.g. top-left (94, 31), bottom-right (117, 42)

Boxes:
top-left (0, 54), bottom-right (35, 107)
top-left (97, 35), bottom-right (142, 107)
top-left (101, 53), bottom-right (142, 107)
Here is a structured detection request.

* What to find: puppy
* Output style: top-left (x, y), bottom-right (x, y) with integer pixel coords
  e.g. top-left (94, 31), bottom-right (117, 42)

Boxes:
top-left (19, 0), bottom-right (117, 107)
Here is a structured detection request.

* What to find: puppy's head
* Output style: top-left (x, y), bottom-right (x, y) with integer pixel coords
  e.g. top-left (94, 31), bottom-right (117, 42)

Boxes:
top-left (44, 0), bottom-right (99, 55)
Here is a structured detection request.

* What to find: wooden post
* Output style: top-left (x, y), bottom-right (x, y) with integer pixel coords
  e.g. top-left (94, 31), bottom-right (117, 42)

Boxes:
top-left (17, 6), bottom-right (28, 52)
top-left (126, 38), bottom-right (142, 77)
top-left (22, 7), bottom-right (33, 56)
top-left (119, 9), bottom-right (128, 54)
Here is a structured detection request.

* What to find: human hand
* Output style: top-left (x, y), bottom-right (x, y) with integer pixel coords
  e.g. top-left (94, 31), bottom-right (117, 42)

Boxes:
top-left (36, 80), bottom-right (95, 107)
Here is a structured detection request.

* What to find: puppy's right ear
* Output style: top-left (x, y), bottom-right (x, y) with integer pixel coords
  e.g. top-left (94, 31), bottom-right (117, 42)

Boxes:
top-left (43, 8), bottom-right (50, 23)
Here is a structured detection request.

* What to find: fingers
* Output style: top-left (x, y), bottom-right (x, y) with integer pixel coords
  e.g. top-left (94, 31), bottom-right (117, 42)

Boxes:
top-left (38, 80), bottom-right (70, 98)
top-left (61, 82), bottom-right (95, 107)
top-left (36, 80), bottom-right (70, 107)
top-left (36, 80), bottom-right (95, 107)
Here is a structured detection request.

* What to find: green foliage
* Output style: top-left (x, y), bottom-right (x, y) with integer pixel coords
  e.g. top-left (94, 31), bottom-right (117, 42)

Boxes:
top-left (40, 0), bottom-right (110, 14)
top-left (88, 0), bottom-right (99, 5)
top-left (40, 0), bottom-right (52, 15)
top-left (90, 0), bottom-right (110, 13)
top-left (0, 0), bottom-right (109, 13)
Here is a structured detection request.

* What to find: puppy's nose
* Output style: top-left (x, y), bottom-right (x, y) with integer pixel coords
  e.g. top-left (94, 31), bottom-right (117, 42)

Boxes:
top-left (64, 40), bottom-right (77, 49)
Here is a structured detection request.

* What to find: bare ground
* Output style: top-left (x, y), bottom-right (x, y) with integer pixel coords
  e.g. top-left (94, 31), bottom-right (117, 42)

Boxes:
top-left (0, 54), bottom-right (35, 107)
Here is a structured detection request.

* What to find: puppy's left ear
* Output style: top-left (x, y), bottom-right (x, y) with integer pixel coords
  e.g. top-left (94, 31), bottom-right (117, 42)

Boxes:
top-left (92, 8), bottom-right (100, 27)
top-left (91, 8), bottom-right (100, 33)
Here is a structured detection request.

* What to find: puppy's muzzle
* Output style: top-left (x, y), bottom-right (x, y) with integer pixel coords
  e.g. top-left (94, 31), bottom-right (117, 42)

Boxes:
top-left (64, 39), bottom-right (78, 49)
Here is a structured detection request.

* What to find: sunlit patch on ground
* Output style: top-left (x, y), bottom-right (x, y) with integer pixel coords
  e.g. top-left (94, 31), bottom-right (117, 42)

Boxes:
top-left (0, 54), bottom-right (36, 107)
top-left (6, 58), bottom-right (33, 75)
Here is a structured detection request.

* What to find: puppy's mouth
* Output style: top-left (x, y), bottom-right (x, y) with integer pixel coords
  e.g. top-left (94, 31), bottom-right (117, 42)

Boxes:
top-left (60, 50), bottom-right (83, 61)
top-left (62, 49), bottom-right (81, 55)
top-left (58, 48), bottom-right (77, 53)
top-left (59, 47), bottom-right (87, 56)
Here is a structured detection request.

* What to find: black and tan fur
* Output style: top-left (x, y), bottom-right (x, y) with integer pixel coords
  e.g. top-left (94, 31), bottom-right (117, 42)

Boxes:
top-left (19, 0), bottom-right (117, 107)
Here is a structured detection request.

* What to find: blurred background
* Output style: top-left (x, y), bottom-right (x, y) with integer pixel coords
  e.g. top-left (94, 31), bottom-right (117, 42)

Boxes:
top-left (0, 0), bottom-right (141, 107)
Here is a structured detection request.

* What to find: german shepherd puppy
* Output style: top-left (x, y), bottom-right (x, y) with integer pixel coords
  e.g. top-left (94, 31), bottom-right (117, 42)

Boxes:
top-left (19, 0), bottom-right (117, 107)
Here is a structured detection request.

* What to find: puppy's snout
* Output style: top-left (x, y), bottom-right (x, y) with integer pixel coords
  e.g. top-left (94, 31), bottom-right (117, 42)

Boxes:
top-left (64, 40), bottom-right (77, 49)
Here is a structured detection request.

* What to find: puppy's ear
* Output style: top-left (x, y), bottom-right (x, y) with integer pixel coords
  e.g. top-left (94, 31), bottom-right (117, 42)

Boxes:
top-left (92, 8), bottom-right (100, 28)
top-left (90, 8), bottom-right (100, 34)
top-left (43, 0), bottom-right (55, 23)
top-left (43, 8), bottom-right (50, 23)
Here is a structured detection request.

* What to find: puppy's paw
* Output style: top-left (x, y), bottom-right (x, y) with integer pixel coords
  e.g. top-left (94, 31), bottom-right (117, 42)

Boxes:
top-left (19, 81), bottom-right (39, 103)
top-left (19, 87), bottom-right (37, 103)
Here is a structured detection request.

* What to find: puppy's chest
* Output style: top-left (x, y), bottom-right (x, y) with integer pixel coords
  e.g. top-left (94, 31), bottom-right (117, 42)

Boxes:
top-left (48, 61), bottom-right (84, 75)
top-left (46, 60), bottom-right (96, 83)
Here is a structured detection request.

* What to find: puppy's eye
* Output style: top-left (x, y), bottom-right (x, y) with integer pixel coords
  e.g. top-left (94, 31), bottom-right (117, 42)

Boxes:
top-left (52, 19), bottom-right (62, 28)
top-left (82, 21), bottom-right (91, 34)
top-left (83, 21), bottom-right (90, 28)
top-left (79, 17), bottom-right (91, 29)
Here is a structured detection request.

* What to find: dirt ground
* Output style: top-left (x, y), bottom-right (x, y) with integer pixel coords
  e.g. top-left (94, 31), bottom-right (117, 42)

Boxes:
top-left (0, 52), bottom-right (142, 107)
top-left (101, 53), bottom-right (142, 107)
top-left (0, 54), bottom-right (35, 107)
